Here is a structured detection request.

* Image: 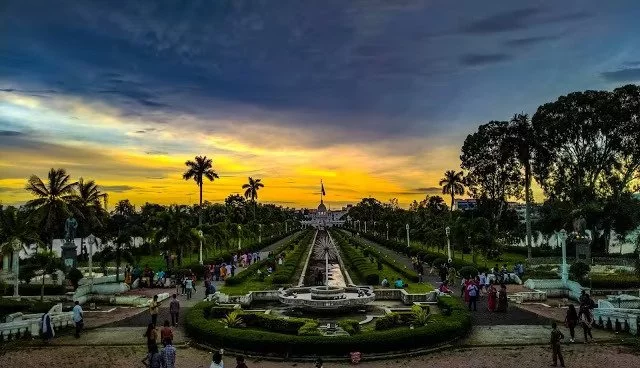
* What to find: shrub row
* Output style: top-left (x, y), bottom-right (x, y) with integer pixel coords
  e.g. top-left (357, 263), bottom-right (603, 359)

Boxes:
top-left (239, 312), bottom-right (309, 335)
top-left (343, 233), bottom-right (419, 282)
top-left (588, 274), bottom-right (640, 289)
top-left (357, 232), bottom-right (489, 273)
top-left (374, 312), bottom-right (414, 330)
top-left (225, 230), bottom-right (312, 286)
top-left (185, 299), bottom-right (471, 357)
top-left (332, 232), bottom-right (380, 285)
top-left (271, 231), bottom-right (315, 284)
top-left (2, 284), bottom-right (66, 297)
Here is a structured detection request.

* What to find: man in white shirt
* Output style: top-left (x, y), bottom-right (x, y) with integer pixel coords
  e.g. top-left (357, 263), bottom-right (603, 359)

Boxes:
top-left (72, 301), bottom-right (84, 338)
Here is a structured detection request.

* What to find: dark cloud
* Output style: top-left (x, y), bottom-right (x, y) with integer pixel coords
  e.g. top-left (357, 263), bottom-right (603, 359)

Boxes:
top-left (0, 130), bottom-right (26, 137)
top-left (504, 35), bottom-right (560, 48)
top-left (100, 185), bottom-right (136, 192)
top-left (145, 150), bottom-right (168, 155)
top-left (460, 53), bottom-right (512, 66)
top-left (460, 8), bottom-right (590, 34)
top-left (601, 68), bottom-right (640, 82)
top-left (623, 61), bottom-right (640, 67)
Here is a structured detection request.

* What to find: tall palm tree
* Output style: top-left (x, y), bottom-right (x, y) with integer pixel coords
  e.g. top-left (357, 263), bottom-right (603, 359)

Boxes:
top-left (0, 205), bottom-right (42, 296)
top-left (25, 168), bottom-right (78, 249)
top-left (439, 170), bottom-right (466, 220)
top-left (510, 113), bottom-right (534, 259)
top-left (242, 177), bottom-right (264, 220)
top-left (73, 178), bottom-right (108, 259)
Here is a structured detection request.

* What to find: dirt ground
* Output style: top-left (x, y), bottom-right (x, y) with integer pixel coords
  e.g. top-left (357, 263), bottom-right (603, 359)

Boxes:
top-left (2, 343), bottom-right (639, 368)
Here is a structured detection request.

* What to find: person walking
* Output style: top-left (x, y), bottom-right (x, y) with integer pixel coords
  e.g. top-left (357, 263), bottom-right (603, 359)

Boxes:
top-left (487, 281), bottom-right (497, 312)
top-left (466, 281), bottom-right (478, 311)
top-left (160, 320), bottom-right (173, 343)
top-left (564, 304), bottom-right (578, 343)
top-left (149, 295), bottom-right (159, 326)
top-left (169, 294), bottom-right (180, 327)
top-left (160, 339), bottom-right (177, 368)
top-left (185, 277), bottom-right (194, 300)
top-left (144, 322), bottom-right (158, 353)
top-left (142, 344), bottom-right (162, 368)
top-left (72, 301), bottom-right (84, 338)
top-left (40, 310), bottom-right (55, 343)
top-left (580, 305), bottom-right (594, 343)
top-left (550, 322), bottom-right (565, 367)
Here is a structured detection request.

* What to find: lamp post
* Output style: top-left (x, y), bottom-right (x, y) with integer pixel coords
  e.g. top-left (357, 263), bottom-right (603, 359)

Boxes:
top-left (87, 234), bottom-right (96, 289)
top-left (259, 224), bottom-right (263, 244)
top-left (559, 229), bottom-right (568, 283)
top-left (445, 226), bottom-right (452, 262)
top-left (11, 239), bottom-right (20, 297)
top-left (386, 222), bottom-right (389, 240)
top-left (285, 221), bottom-right (288, 234)
top-left (373, 221), bottom-right (377, 236)
top-left (237, 225), bottom-right (242, 250)
top-left (324, 245), bottom-right (330, 287)
top-left (406, 224), bottom-right (410, 248)
top-left (198, 230), bottom-right (204, 265)
top-left (364, 221), bottom-right (367, 234)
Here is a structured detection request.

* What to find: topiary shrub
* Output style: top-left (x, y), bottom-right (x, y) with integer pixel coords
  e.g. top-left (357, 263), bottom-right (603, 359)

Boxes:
top-left (338, 319), bottom-right (361, 335)
top-left (458, 266), bottom-right (478, 279)
top-left (570, 261), bottom-right (590, 282)
top-left (67, 268), bottom-right (84, 290)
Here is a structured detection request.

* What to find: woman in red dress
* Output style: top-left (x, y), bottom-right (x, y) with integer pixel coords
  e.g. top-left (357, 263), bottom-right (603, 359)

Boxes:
top-left (487, 280), bottom-right (497, 312)
top-left (463, 278), bottom-right (471, 303)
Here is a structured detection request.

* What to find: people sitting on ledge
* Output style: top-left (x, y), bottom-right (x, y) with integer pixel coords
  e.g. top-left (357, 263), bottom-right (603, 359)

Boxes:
top-left (394, 278), bottom-right (407, 289)
top-left (381, 277), bottom-right (390, 287)
top-left (438, 280), bottom-right (453, 295)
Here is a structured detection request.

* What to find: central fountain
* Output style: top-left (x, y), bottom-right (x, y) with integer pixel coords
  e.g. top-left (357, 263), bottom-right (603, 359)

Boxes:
top-left (278, 229), bottom-right (374, 310)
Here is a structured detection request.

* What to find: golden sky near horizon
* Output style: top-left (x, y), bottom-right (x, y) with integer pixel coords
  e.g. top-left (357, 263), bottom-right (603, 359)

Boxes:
top-left (0, 91), bottom-right (479, 209)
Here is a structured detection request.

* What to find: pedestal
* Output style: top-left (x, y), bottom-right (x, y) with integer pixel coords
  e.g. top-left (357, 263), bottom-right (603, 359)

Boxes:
top-left (574, 239), bottom-right (591, 264)
top-left (61, 241), bottom-right (78, 269)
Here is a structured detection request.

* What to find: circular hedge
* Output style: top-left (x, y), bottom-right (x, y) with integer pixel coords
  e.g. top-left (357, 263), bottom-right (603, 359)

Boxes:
top-left (185, 297), bottom-right (471, 357)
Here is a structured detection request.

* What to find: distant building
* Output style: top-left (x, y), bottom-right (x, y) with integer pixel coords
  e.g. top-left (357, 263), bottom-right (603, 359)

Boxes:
top-left (453, 198), bottom-right (477, 211)
top-left (301, 199), bottom-right (350, 228)
top-left (507, 201), bottom-right (541, 223)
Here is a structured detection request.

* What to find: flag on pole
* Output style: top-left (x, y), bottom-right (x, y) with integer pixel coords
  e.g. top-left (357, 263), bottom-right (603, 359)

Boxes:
top-left (321, 180), bottom-right (326, 196)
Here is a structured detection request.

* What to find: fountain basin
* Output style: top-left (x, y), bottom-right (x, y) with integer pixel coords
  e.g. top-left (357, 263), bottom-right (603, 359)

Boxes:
top-left (279, 286), bottom-right (375, 310)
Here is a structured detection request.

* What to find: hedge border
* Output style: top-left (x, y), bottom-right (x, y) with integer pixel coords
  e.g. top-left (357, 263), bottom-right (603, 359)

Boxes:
top-left (185, 297), bottom-right (471, 358)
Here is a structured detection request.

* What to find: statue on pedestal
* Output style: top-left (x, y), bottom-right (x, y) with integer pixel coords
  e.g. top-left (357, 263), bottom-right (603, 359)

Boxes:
top-left (572, 215), bottom-right (588, 239)
top-left (64, 216), bottom-right (78, 243)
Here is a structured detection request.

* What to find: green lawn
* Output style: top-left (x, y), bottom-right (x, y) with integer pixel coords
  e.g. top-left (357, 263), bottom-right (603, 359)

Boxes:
top-left (218, 278), bottom-right (276, 295)
top-left (409, 240), bottom-right (526, 268)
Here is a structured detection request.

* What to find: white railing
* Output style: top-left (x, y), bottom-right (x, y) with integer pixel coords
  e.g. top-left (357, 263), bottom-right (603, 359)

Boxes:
top-left (0, 303), bottom-right (74, 341)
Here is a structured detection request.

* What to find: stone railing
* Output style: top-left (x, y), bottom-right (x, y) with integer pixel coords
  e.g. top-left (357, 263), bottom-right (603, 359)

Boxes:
top-left (297, 230), bottom-right (318, 287)
top-left (523, 279), bottom-right (588, 301)
top-left (529, 257), bottom-right (637, 267)
top-left (593, 300), bottom-right (640, 335)
top-left (374, 289), bottom-right (438, 304)
top-left (0, 303), bottom-right (74, 341)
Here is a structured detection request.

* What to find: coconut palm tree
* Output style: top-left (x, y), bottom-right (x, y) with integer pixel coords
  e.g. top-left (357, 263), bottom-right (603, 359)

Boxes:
top-left (183, 156), bottom-right (219, 211)
top-left (73, 178), bottom-right (108, 259)
top-left (509, 113), bottom-right (534, 259)
top-left (25, 168), bottom-right (78, 249)
top-left (0, 205), bottom-right (42, 296)
top-left (439, 170), bottom-right (466, 219)
top-left (242, 177), bottom-right (264, 220)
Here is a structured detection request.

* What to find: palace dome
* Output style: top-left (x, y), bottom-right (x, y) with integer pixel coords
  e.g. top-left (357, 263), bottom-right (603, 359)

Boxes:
top-left (317, 201), bottom-right (327, 213)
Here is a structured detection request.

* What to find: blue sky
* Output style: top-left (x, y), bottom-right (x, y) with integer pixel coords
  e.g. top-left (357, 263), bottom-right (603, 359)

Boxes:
top-left (1, 1), bottom-right (640, 207)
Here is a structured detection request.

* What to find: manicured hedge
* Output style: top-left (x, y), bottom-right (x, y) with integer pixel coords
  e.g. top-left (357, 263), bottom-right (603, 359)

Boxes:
top-left (588, 274), bottom-right (640, 289)
top-left (240, 312), bottom-right (309, 335)
top-left (2, 284), bottom-right (66, 296)
top-left (271, 231), bottom-right (315, 284)
top-left (225, 230), bottom-right (312, 286)
top-left (341, 233), bottom-right (419, 283)
top-left (332, 232), bottom-right (379, 285)
top-left (185, 298), bottom-right (471, 357)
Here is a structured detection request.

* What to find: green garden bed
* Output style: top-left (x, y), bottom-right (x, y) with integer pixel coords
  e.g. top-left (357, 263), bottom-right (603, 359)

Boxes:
top-left (185, 296), bottom-right (471, 357)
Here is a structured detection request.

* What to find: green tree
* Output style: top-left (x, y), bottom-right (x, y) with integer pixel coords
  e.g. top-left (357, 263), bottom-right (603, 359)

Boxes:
top-left (0, 206), bottom-right (42, 296)
top-left (27, 251), bottom-right (64, 301)
top-left (439, 170), bottom-right (466, 219)
top-left (242, 177), bottom-right (264, 221)
top-left (25, 168), bottom-right (78, 249)
top-left (73, 178), bottom-right (108, 260)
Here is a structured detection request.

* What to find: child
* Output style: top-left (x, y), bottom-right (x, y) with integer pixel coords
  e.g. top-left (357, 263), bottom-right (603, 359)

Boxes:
top-left (550, 322), bottom-right (565, 367)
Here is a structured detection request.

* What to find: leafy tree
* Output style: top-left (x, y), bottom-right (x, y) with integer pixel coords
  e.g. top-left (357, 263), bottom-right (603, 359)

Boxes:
top-left (242, 177), bottom-right (264, 221)
top-left (25, 168), bottom-right (78, 249)
top-left (461, 121), bottom-right (522, 228)
top-left (439, 170), bottom-right (465, 219)
top-left (26, 251), bottom-right (64, 301)
top-left (73, 178), bottom-right (108, 260)
top-left (183, 155), bottom-right (219, 244)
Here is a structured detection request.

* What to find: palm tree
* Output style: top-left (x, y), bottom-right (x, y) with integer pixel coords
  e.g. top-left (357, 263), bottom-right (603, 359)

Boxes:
top-left (25, 168), bottom-right (78, 249)
top-left (183, 156), bottom-right (219, 212)
top-left (242, 177), bottom-right (264, 220)
top-left (0, 205), bottom-right (42, 296)
top-left (73, 178), bottom-right (108, 260)
top-left (509, 113), bottom-right (534, 259)
top-left (439, 170), bottom-right (466, 219)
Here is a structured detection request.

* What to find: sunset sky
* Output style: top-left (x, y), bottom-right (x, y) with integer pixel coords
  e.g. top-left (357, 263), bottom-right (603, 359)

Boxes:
top-left (2, 1), bottom-right (640, 209)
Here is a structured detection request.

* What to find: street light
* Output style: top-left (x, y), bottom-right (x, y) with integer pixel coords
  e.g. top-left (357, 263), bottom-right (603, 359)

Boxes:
top-left (445, 226), bottom-right (452, 262)
top-left (386, 222), bottom-right (389, 240)
top-left (237, 225), bottom-right (242, 250)
top-left (198, 230), bottom-right (204, 265)
top-left (259, 224), bottom-right (263, 244)
top-left (406, 224), bottom-right (410, 248)
top-left (11, 239), bottom-right (21, 297)
top-left (87, 234), bottom-right (96, 289)
top-left (559, 228), bottom-right (568, 283)
top-left (373, 221), bottom-right (377, 236)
